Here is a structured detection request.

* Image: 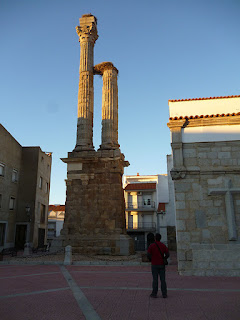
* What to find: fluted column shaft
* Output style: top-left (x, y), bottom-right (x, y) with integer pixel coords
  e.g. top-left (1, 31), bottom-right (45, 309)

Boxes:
top-left (101, 67), bottom-right (119, 149)
top-left (75, 15), bottom-right (98, 151)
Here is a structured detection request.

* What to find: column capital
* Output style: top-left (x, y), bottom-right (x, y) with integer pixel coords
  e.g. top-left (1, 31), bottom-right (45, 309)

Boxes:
top-left (167, 119), bottom-right (186, 130)
top-left (76, 14), bottom-right (98, 44)
top-left (94, 62), bottom-right (118, 75)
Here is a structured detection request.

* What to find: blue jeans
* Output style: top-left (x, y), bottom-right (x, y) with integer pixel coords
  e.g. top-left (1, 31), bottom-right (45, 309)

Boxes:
top-left (151, 265), bottom-right (167, 296)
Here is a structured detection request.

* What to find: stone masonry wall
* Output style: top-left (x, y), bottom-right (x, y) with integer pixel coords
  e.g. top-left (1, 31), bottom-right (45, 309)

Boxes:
top-left (64, 158), bottom-right (125, 236)
top-left (53, 149), bottom-right (134, 255)
top-left (175, 140), bottom-right (240, 276)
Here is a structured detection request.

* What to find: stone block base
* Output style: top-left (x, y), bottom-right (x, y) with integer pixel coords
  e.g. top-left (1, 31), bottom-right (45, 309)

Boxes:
top-left (178, 243), bottom-right (240, 277)
top-left (50, 234), bottom-right (134, 256)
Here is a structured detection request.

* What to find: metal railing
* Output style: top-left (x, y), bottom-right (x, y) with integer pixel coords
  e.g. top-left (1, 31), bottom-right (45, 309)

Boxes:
top-left (126, 201), bottom-right (155, 210)
top-left (132, 240), bottom-right (168, 251)
top-left (126, 222), bottom-right (156, 231)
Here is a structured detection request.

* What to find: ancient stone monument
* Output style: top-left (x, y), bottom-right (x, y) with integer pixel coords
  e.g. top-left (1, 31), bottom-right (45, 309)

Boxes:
top-left (51, 14), bottom-right (134, 255)
top-left (168, 95), bottom-right (240, 276)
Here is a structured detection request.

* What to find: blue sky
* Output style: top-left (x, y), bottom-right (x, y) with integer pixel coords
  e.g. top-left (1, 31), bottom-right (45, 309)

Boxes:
top-left (1, 0), bottom-right (240, 204)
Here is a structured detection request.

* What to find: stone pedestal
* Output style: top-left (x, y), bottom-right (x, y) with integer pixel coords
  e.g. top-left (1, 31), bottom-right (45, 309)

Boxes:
top-left (51, 149), bottom-right (134, 255)
top-left (23, 243), bottom-right (31, 257)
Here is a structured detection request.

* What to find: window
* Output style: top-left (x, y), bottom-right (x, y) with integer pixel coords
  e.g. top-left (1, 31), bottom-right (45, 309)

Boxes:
top-left (0, 194), bottom-right (2, 209)
top-left (143, 194), bottom-right (152, 207)
top-left (0, 223), bottom-right (6, 246)
top-left (39, 176), bottom-right (42, 189)
top-left (40, 204), bottom-right (46, 223)
top-left (0, 163), bottom-right (5, 176)
top-left (45, 182), bottom-right (48, 193)
top-left (12, 169), bottom-right (18, 182)
top-left (9, 197), bottom-right (15, 210)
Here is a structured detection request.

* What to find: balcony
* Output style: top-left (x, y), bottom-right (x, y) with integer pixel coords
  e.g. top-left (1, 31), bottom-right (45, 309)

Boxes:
top-left (125, 201), bottom-right (155, 211)
top-left (126, 222), bottom-right (156, 232)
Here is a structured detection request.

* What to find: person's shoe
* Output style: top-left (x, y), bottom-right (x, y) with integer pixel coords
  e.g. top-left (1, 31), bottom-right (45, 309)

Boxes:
top-left (162, 294), bottom-right (167, 298)
top-left (150, 293), bottom-right (157, 298)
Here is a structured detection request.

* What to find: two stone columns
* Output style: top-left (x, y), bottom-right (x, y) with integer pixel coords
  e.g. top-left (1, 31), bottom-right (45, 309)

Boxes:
top-left (75, 14), bottom-right (98, 151)
top-left (75, 14), bottom-right (119, 152)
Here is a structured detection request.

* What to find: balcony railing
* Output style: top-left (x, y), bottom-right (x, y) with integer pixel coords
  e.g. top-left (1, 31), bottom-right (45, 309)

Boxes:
top-left (126, 201), bottom-right (155, 210)
top-left (126, 222), bottom-right (156, 231)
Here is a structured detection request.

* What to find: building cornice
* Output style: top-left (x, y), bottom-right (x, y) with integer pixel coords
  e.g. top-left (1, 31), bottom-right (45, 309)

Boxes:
top-left (167, 115), bottom-right (240, 129)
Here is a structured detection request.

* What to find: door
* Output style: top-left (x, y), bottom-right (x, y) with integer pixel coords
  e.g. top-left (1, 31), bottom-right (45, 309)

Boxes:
top-left (38, 228), bottom-right (45, 248)
top-left (0, 223), bottom-right (6, 246)
top-left (129, 214), bottom-right (138, 229)
top-left (134, 233), bottom-right (145, 251)
top-left (128, 214), bottom-right (133, 229)
top-left (15, 225), bottom-right (27, 249)
top-left (128, 194), bottom-right (133, 209)
top-left (143, 215), bottom-right (152, 229)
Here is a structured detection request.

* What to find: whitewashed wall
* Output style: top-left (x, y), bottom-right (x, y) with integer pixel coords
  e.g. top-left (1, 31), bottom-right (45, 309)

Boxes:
top-left (169, 97), bottom-right (240, 118)
top-left (182, 125), bottom-right (240, 143)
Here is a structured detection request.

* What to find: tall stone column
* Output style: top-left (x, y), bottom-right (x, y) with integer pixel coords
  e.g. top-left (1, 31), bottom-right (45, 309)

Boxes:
top-left (94, 62), bottom-right (120, 150)
top-left (75, 14), bottom-right (98, 151)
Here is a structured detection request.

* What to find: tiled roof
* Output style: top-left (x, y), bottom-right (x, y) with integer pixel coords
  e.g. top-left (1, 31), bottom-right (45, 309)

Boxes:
top-left (48, 205), bottom-right (65, 212)
top-left (169, 112), bottom-right (240, 121)
top-left (169, 95), bottom-right (240, 103)
top-left (157, 203), bottom-right (166, 212)
top-left (124, 183), bottom-right (156, 191)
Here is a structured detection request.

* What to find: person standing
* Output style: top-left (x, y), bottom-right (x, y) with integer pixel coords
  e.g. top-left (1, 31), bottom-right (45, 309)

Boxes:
top-left (147, 232), bottom-right (155, 248)
top-left (147, 233), bottom-right (169, 298)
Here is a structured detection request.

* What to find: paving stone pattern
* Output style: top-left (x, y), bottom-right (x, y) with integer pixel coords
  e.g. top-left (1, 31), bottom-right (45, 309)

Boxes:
top-left (0, 263), bottom-right (240, 320)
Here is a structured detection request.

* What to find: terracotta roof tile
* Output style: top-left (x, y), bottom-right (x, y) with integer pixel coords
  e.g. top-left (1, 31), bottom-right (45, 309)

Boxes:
top-left (124, 183), bottom-right (156, 191)
top-left (49, 205), bottom-right (65, 212)
top-left (169, 112), bottom-right (240, 121)
top-left (169, 95), bottom-right (240, 103)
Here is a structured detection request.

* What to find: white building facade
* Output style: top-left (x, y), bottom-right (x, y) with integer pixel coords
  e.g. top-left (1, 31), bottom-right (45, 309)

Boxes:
top-left (123, 174), bottom-right (176, 250)
top-left (47, 205), bottom-right (65, 241)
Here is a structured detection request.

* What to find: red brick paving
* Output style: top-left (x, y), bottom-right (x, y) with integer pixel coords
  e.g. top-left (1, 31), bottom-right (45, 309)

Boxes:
top-left (0, 290), bottom-right (85, 320)
top-left (0, 265), bottom-right (59, 277)
top-left (0, 266), bottom-right (65, 296)
top-left (0, 264), bottom-right (239, 320)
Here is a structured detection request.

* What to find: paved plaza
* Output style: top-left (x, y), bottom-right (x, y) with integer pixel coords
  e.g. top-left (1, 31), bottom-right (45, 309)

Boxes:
top-left (0, 262), bottom-right (240, 320)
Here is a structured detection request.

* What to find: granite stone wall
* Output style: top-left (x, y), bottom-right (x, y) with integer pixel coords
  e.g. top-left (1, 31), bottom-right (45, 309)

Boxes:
top-left (174, 140), bottom-right (240, 276)
top-left (51, 149), bottom-right (134, 255)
